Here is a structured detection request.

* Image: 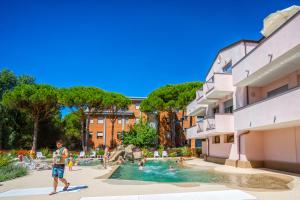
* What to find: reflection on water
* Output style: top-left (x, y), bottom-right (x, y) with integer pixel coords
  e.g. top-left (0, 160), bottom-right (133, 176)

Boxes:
top-left (109, 160), bottom-right (292, 190)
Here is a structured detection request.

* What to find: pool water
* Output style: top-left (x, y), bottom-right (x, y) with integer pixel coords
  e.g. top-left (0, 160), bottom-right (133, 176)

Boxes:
top-left (110, 160), bottom-right (292, 190)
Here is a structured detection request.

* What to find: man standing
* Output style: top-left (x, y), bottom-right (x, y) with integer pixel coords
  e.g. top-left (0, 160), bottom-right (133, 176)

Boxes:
top-left (50, 139), bottom-right (70, 195)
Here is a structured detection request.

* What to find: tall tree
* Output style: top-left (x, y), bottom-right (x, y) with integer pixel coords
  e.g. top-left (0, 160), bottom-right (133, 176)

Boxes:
top-left (0, 69), bottom-right (35, 149)
top-left (62, 112), bottom-right (81, 150)
top-left (140, 82), bottom-right (202, 147)
top-left (2, 84), bottom-right (59, 151)
top-left (59, 87), bottom-right (105, 151)
top-left (103, 92), bottom-right (131, 147)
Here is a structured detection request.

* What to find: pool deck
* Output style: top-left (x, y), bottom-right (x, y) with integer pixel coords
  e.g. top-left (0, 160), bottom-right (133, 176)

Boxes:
top-left (0, 158), bottom-right (300, 200)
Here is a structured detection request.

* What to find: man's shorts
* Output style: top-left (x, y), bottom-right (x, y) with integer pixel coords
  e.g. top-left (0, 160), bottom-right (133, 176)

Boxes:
top-left (52, 164), bottom-right (65, 178)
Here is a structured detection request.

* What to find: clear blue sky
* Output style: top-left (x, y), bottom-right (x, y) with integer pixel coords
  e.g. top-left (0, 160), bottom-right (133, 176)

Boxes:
top-left (0, 0), bottom-right (299, 97)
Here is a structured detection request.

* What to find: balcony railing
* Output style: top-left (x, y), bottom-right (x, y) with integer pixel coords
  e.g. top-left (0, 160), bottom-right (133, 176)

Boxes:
top-left (234, 86), bottom-right (300, 131)
top-left (196, 89), bottom-right (204, 100)
top-left (197, 121), bottom-right (204, 132)
top-left (203, 114), bottom-right (234, 134)
top-left (185, 121), bottom-right (205, 139)
top-left (205, 76), bottom-right (215, 94)
top-left (232, 12), bottom-right (300, 86)
top-left (205, 117), bottom-right (216, 130)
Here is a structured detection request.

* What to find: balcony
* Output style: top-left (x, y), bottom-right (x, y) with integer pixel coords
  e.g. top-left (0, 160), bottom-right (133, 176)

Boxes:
top-left (233, 12), bottom-right (300, 87)
top-left (204, 114), bottom-right (235, 136)
top-left (198, 73), bottom-right (234, 104)
top-left (185, 122), bottom-right (206, 139)
top-left (234, 86), bottom-right (300, 131)
top-left (186, 99), bottom-right (207, 116)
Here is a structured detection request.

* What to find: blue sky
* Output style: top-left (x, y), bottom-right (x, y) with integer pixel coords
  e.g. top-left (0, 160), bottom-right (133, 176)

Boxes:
top-left (0, 0), bottom-right (299, 97)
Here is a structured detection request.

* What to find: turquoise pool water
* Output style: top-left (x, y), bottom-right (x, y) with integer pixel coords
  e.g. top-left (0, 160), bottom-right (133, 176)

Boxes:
top-left (110, 160), bottom-right (291, 190)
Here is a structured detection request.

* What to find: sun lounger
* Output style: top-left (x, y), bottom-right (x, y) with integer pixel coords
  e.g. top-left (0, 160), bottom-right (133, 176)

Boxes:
top-left (162, 151), bottom-right (168, 157)
top-left (23, 156), bottom-right (36, 170)
top-left (36, 152), bottom-right (46, 159)
top-left (154, 151), bottom-right (160, 158)
top-left (90, 151), bottom-right (96, 158)
top-left (79, 151), bottom-right (85, 158)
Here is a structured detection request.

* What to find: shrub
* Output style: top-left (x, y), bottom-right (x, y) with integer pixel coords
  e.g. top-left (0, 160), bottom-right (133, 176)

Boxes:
top-left (0, 154), bottom-right (27, 182)
top-left (142, 148), bottom-right (154, 158)
top-left (0, 164), bottom-right (27, 182)
top-left (9, 149), bottom-right (17, 157)
top-left (157, 144), bottom-right (164, 156)
top-left (123, 121), bottom-right (158, 148)
top-left (97, 149), bottom-right (105, 156)
top-left (168, 152), bottom-right (177, 157)
top-left (40, 147), bottom-right (52, 158)
top-left (195, 147), bottom-right (202, 156)
top-left (181, 146), bottom-right (192, 157)
top-left (0, 154), bottom-right (14, 167)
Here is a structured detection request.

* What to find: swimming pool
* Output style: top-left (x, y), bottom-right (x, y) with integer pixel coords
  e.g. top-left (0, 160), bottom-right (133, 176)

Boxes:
top-left (109, 160), bottom-right (292, 190)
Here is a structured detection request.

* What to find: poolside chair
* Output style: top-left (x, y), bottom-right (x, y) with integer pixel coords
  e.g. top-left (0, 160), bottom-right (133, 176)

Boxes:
top-left (79, 151), bottom-right (85, 158)
top-left (23, 156), bottom-right (36, 170)
top-left (90, 151), bottom-right (96, 158)
top-left (36, 152), bottom-right (46, 159)
top-left (162, 151), bottom-right (168, 157)
top-left (154, 151), bottom-right (160, 158)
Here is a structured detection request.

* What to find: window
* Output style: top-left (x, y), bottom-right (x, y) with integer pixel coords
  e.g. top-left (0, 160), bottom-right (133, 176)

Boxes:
top-left (97, 132), bottom-right (103, 138)
top-left (224, 134), bottom-right (234, 143)
top-left (267, 84), bottom-right (288, 98)
top-left (125, 117), bottom-right (129, 124)
top-left (213, 106), bottom-right (219, 115)
top-left (117, 132), bottom-right (122, 140)
top-left (222, 62), bottom-right (232, 73)
top-left (118, 119), bottom-right (122, 124)
top-left (212, 136), bottom-right (220, 144)
top-left (224, 99), bottom-right (233, 113)
top-left (195, 139), bottom-right (202, 148)
top-left (97, 117), bottom-right (104, 124)
top-left (89, 132), bottom-right (93, 138)
top-left (90, 119), bottom-right (94, 124)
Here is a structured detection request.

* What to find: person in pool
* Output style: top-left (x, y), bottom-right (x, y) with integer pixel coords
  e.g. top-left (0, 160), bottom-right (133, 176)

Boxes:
top-left (138, 160), bottom-right (144, 170)
top-left (169, 165), bottom-right (175, 171)
top-left (50, 139), bottom-right (70, 195)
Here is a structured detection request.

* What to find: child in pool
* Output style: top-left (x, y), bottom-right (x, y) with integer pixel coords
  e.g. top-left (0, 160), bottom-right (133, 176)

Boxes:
top-left (169, 165), bottom-right (175, 171)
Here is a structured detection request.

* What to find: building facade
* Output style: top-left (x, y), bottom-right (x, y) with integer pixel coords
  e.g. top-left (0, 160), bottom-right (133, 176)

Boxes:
top-left (88, 97), bottom-right (147, 148)
top-left (186, 7), bottom-right (300, 173)
top-left (186, 40), bottom-right (258, 160)
top-left (88, 97), bottom-right (195, 149)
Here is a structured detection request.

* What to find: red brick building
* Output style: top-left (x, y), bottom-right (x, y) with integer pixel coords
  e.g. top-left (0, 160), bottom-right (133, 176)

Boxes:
top-left (88, 97), bottom-right (147, 148)
top-left (88, 97), bottom-right (195, 149)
